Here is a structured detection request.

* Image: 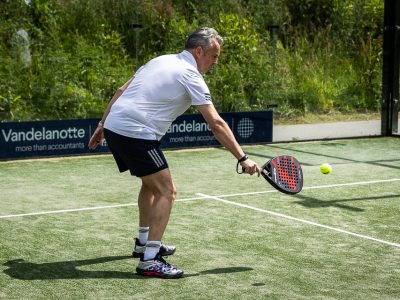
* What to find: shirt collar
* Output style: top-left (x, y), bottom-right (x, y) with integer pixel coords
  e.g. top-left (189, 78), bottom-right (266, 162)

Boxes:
top-left (180, 50), bottom-right (198, 70)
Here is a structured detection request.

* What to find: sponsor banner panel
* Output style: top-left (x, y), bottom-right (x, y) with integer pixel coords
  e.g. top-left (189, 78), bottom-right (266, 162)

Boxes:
top-left (161, 111), bottom-right (272, 148)
top-left (0, 119), bottom-right (108, 159)
top-left (0, 111), bottom-right (272, 159)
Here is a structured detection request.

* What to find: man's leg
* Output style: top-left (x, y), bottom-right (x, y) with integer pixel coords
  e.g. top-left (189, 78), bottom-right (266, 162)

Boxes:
top-left (136, 184), bottom-right (153, 244)
top-left (135, 168), bottom-right (183, 278)
top-left (141, 168), bottom-right (176, 243)
top-left (138, 184), bottom-right (154, 227)
top-left (132, 169), bottom-right (177, 258)
top-left (138, 176), bottom-right (176, 239)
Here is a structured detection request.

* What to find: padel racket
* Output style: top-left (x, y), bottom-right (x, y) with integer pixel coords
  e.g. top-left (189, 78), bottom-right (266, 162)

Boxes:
top-left (261, 155), bottom-right (303, 194)
top-left (237, 155), bottom-right (303, 194)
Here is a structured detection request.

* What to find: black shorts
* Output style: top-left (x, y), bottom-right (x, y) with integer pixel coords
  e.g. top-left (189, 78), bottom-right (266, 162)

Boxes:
top-left (104, 128), bottom-right (168, 177)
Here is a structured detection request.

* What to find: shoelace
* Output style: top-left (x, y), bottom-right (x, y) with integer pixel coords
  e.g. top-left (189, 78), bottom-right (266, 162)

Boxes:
top-left (158, 256), bottom-right (177, 270)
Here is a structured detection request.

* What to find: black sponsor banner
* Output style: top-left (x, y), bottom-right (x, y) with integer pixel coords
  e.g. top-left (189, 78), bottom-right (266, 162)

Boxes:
top-left (0, 119), bottom-right (108, 159)
top-left (0, 111), bottom-right (272, 159)
top-left (161, 111), bottom-right (272, 148)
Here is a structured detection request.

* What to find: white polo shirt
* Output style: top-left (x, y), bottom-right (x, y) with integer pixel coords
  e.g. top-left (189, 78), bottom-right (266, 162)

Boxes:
top-left (104, 50), bottom-right (212, 140)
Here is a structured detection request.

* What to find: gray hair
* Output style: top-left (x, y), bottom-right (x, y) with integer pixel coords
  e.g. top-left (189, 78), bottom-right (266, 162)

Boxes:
top-left (185, 27), bottom-right (223, 50)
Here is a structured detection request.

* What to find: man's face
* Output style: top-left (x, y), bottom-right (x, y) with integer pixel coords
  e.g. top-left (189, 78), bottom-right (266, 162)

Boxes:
top-left (195, 40), bottom-right (221, 73)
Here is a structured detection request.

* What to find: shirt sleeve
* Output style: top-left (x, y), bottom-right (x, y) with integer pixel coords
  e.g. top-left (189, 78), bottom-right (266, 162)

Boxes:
top-left (182, 69), bottom-right (213, 105)
top-left (134, 65), bottom-right (145, 77)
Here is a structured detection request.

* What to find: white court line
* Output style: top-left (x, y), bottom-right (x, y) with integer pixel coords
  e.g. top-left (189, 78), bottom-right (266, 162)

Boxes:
top-left (1, 178), bottom-right (399, 220)
top-left (0, 203), bottom-right (137, 219)
top-left (197, 193), bottom-right (400, 249)
top-left (0, 196), bottom-right (205, 219)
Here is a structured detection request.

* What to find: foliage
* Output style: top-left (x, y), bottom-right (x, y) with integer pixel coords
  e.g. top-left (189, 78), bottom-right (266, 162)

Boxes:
top-left (0, 0), bottom-right (385, 121)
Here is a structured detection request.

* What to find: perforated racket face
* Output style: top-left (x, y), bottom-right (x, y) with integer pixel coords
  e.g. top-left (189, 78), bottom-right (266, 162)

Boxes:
top-left (261, 156), bottom-right (303, 194)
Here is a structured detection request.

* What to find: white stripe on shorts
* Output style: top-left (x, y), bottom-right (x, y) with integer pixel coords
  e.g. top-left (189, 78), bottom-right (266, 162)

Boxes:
top-left (148, 149), bottom-right (164, 168)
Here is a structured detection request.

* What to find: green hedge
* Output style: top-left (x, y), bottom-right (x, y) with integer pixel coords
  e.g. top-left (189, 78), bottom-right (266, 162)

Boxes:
top-left (0, 0), bottom-right (384, 121)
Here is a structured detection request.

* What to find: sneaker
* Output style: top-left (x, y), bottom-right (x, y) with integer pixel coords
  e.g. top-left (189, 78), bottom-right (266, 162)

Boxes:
top-left (136, 253), bottom-right (183, 279)
top-left (132, 238), bottom-right (176, 258)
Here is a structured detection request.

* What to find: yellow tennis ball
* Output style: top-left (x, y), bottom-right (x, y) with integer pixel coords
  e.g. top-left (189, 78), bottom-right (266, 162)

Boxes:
top-left (320, 163), bottom-right (332, 174)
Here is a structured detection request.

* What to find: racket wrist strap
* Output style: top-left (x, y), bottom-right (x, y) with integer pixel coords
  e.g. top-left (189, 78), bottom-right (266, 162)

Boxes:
top-left (236, 154), bottom-right (248, 174)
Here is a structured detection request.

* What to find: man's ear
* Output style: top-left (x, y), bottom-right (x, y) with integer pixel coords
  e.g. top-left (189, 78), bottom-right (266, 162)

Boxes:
top-left (194, 46), bottom-right (203, 57)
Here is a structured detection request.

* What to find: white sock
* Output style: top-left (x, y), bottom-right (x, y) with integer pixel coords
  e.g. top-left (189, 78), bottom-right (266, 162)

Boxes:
top-left (138, 226), bottom-right (149, 245)
top-left (143, 241), bottom-right (161, 260)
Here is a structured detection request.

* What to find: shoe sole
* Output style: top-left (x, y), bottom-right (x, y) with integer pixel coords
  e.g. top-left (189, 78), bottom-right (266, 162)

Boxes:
top-left (136, 268), bottom-right (183, 279)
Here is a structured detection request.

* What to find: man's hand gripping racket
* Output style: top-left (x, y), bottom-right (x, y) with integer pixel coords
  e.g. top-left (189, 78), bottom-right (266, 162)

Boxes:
top-left (237, 155), bottom-right (303, 194)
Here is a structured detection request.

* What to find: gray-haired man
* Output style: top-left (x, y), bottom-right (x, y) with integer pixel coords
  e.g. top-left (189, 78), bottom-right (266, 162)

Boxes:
top-left (89, 27), bottom-right (260, 279)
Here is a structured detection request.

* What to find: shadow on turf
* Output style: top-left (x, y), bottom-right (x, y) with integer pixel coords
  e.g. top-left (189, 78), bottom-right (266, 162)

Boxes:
top-left (3, 256), bottom-right (137, 280)
top-left (183, 267), bottom-right (253, 278)
top-left (256, 144), bottom-right (400, 170)
top-left (3, 257), bottom-right (253, 280)
top-left (293, 194), bottom-right (400, 212)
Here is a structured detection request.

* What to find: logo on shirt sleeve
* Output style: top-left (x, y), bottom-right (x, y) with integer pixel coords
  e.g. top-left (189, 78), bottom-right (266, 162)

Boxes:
top-left (204, 93), bottom-right (212, 102)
